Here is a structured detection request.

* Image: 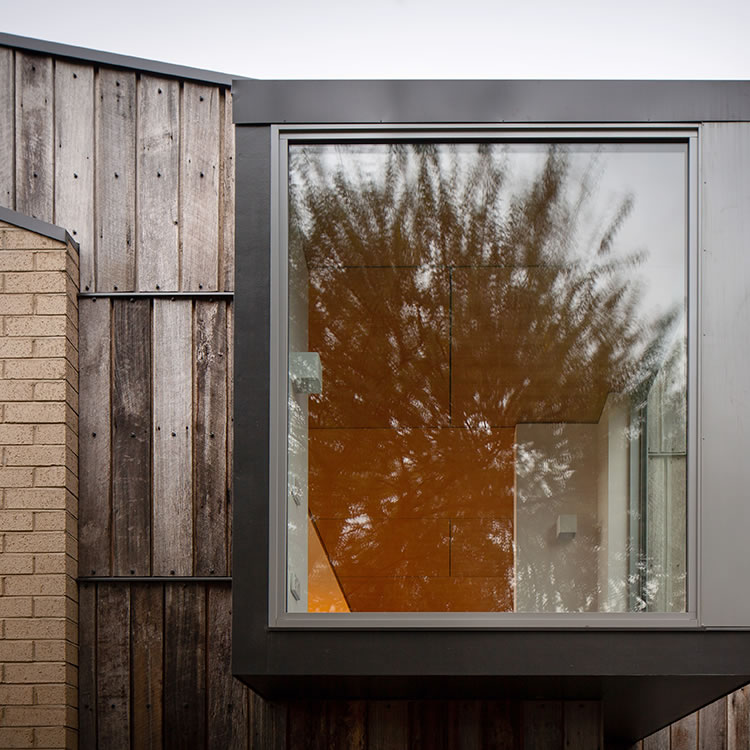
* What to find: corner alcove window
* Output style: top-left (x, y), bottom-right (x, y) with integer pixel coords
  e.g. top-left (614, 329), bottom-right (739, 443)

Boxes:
top-left (274, 133), bottom-right (692, 621)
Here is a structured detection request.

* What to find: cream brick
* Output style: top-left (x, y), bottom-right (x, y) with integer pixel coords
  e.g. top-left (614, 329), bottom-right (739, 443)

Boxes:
top-left (34, 466), bottom-right (66, 487)
top-left (33, 252), bottom-right (67, 272)
top-left (3, 272), bottom-right (66, 294)
top-left (32, 381), bottom-right (66, 401)
top-left (0, 294), bottom-right (33, 315)
top-left (1, 231), bottom-right (66, 251)
top-left (34, 726), bottom-right (78, 749)
top-left (33, 292), bottom-right (68, 315)
top-left (33, 513), bottom-right (72, 533)
top-left (3, 661), bottom-right (67, 683)
top-left (3, 705), bottom-right (67, 727)
top-left (0, 639), bottom-right (33, 661)
top-left (0, 338), bottom-right (33, 358)
top-left (32, 425), bottom-right (67, 445)
top-left (6, 446), bottom-right (66, 467)
top-left (0, 511), bottom-right (33, 531)
top-left (34, 683), bottom-right (76, 706)
top-left (3, 616), bottom-right (67, 641)
top-left (0, 553), bottom-right (34, 573)
top-left (4, 488), bottom-right (67, 510)
top-left (33, 639), bottom-right (74, 663)
top-left (4, 316), bottom-right (68, 339)
top-left (4, 402), bottom-right (66, 423)
top-left (0, 596), bottom-right (32, 617)
top-left (32, 337), bottom-right (67, 358)
top-left (4, 531), bottom-right (67, 553)
top-left (4, 358), bottom-right (67, 380)
top-left (0, 727), bottom-right (34, 748)
top-left (0, 381), bottom-right (34, 400)
top-left (3, 574), bottom-right (67, 597)
top-left (32, 596), bottom-right (76, 620)
top-left (0, 425), bottom-right (34, 444)
top-left (0, 684), bottom-right (34, 705)
top-left (33, 552), bottom-right (68, 574)
top-left (0, 468), bottom-right (34, 487)
top-left (0, 252), bottom-right (35, 272)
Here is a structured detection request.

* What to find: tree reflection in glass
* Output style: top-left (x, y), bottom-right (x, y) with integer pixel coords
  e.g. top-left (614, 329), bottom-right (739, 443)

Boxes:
top-left (286, 141), bottom-right (687, 614)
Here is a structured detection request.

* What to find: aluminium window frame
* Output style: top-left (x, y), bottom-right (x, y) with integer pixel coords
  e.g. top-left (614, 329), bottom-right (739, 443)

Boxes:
top-left (268, 123), bottom-right (700, 630)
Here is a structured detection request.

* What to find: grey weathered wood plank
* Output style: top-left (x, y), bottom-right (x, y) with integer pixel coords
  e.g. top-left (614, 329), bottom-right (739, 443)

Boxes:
top-left (15, 52), bottom-right (53, 221)
top-left (112, 299), bottom-right (151, 575)
top-left (368, 701), bottom-right (408, 750)
top-left (181, 82), bottom-right (220, 291)
top-left (96, 584), bottom-right (131, 750)
top-left (78, 581), bottom-right (97, 748)
top-left (728, 686), bottom-right (750, 750)
top-left (152, 299), bottom-right (193, 575)
top-left (96, 68), bottom-right (136, 291)
top-left (564, 701), bottom-right (601, 750)
top-left (226, 301), bottom-right (234, 574)
top-left (522, 701), bottom-right (563, 750)
top-left (164, 584), bottom-right (207, 748)
top-left (131, 584), bottom-right (163, 750)
top-left (54, 60), bottom-right (95, 291)
top-left (194, 300), bottom-right (228, 575)
top-left (643, 727), bottom-right (670, 750)
top-left (0, 46), bottom-right (14, 209)
top-left (671, 712), bottom-right (697, 750)
top-left (699, 696), bottom-right (727, 750)
top-left (220, 87), bottom-right (235, 291)
top-left (78, 297), bottom-right (112, 576)
top-left (137, 75), bottom-right (179, 291)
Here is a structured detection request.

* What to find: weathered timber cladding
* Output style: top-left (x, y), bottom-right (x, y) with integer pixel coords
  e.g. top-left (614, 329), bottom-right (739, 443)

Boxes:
top-left (0, 47), bottom-right (15, 209)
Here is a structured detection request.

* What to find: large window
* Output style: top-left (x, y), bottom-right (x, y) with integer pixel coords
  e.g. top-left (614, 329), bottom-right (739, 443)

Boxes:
top-left (274, 132), bottom-right (693, 622)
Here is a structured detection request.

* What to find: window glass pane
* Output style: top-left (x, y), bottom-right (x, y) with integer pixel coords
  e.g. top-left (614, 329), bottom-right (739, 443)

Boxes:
top-left (286, 141), bottom-right (688, 614)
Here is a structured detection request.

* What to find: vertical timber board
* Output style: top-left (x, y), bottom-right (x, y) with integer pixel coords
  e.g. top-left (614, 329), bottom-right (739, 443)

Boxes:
top-left (78, 582), bottom-right (97, 748)
top-left (96, 68), bottom-right (136, 291)
top-left (221, 88), bottom-right (235, 291)
top-left (728, 686), bottom-right (750, 750)
top-left (78, 297), bottom-right (112, 576)
top-left (194, 301), bottom-right (228, 575)
top-left (137, 75), bottom-right (179, 291)
top-left (0, 46), bottom-right (14, 208)
top-left (483, 701), bottom-right (521, 749)
top-left (249, 691), bottom-right (287, 750)
top-left (131, 584), bottom-right (164, 750)
top-left (522, 701), bottom-right (563, 750)
top-left (164, 584), bottom-right (207, 748)
top-left (643, 728), bottom-right (670, 750)
top-left (287, 701), bottom-right (327, 750)
top-left (112, 299), bottom-right (151, 575)
top-left (181, 82), bottom-right (220, 291)
top-left (448, 701), bottom-right (481, 750)
top-left (671, 713), bottom-right (698, 750)
top-left (698, 696), bottom-right (727, 750)
top-left (207, 584), bottom-right (248, 748)
top-left (15, 52), bottom-right (53, 221)
top-left (368, 701), bottom-right (408, 750)
top-left (564, 701), bottom-right (601, 750)
top-left (328, 701), bottom-right (367, 750)
top-left (152, 299), bottom-right (193, 575)
top-left (226, 302), bottom-right (234, 572)
top-left (97, 584), bottom-right (131, 750)
top-left (54, 61), bottom-right (95, 291)
top-left (409, 702), bottom-right (449, 750)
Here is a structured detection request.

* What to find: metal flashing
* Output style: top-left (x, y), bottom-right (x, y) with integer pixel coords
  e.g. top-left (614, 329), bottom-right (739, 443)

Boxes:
top-left (0, 32), bottom-right (245, 87)
top-left (0, 205), bottom-right (79, 251)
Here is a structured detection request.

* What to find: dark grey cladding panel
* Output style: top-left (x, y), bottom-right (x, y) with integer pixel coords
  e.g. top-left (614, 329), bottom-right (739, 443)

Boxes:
top-left (232, 78), bottom-right (750, 124)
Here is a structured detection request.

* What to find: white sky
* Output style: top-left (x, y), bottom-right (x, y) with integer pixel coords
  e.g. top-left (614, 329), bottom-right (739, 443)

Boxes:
top-left (1, 0), bottom-right (749, 80)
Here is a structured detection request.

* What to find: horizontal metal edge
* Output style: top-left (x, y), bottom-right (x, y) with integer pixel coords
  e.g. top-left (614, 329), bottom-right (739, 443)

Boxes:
top-left (0, 205), bottom-right (79, 250)
top-left (78, 576), bottom-right (232, 583)
top-left (78, 291), bottom-right (234, 299)
top-left (0, 32), bottom-right (245, 86)
top-left (232, 79), bottom-right (750, 125)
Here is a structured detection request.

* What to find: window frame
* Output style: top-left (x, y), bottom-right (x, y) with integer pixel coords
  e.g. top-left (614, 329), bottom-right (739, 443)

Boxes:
top-left (268, 123), bottom-right (700, 630)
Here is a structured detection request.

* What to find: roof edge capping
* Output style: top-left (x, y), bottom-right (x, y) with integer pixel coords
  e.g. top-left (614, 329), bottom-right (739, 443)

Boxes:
top-left (0, 206), bottom-right (80, 251)
top-left (0, 32), bottom-right (249, 87)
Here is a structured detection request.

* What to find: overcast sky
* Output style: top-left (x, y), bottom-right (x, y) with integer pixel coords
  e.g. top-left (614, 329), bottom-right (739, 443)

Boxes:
top-left (1, 0), bottom-right (749, 80)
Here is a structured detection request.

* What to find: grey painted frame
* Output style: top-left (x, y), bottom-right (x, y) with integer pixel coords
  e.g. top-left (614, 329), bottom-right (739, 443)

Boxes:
top-left (268, 124), bottom-right (700, 629)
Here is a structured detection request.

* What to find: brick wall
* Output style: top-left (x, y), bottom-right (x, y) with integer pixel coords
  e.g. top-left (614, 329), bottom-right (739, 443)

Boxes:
top-left (0, 221), bottom-right (79, 749)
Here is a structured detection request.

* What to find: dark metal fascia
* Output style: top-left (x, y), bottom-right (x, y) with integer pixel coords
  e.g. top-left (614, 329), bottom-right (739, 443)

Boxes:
top-left (0, 205), bottom-right (79, 250)
top-left (0, 32), bottom-right (247, 87)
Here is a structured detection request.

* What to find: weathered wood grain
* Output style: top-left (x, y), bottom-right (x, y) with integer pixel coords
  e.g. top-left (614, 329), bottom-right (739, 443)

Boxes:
top-left (522, 701), bottom-right (564, 750)
top-left (0, 46), bottom-right (13, 209)
top-left (112, 299), bottom-right (151, 575)
top-left (78, 297), bottom-right (112, 576)
top-left (15, 52), bottom-right (53, 221)
top-left (329, 701), bottom-right (367, 749)
top-left (565, 701), bottom-right (601, 749)
top-left (152, 299), bottom-right (193, 575)
top-left (220, 87), bottom-right (235, 291)
top-left (699, 696), bottom-right (727, 750)
top-left (97, 584), bottom-right (131, 750)
top-left (208, 584), bottom-right (248, 748)
top-left (181, 82), bottom-right (220, 290)
top-left (368, 701), bottom-right (408, 750)
top-left (78, 582), bottom-right (97, 748)
top-left (483, 700), bottom-right (520, 749)
top-left (288, 700), bottom-right (328, 750)
top-left (671, 712), bottom-right (697, 750)
top-left (410, 701), bottom-right (449, 750)
top-left (96, 68), bottom-right (136, 291)
top-left (249, 691), bottom-right (287, 750)
top-left (137, 75), bottom-right (179, 291)
top-left (226, 301), bottom-right (234, 573)
top-left (643, 727), bottom-right (670, 750)
top-left (728, 686), bottom-right (750, 750)
top-left (164, 584), bottom-right (207, 748)
top-left (194, 300), bottom-right (228, 575)
top-left (132, 585), bottom-right (164, 750)
top-left (54, 60), bottom-right (95, 290)
top-left (449, 701), bottom-right (481, 750)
